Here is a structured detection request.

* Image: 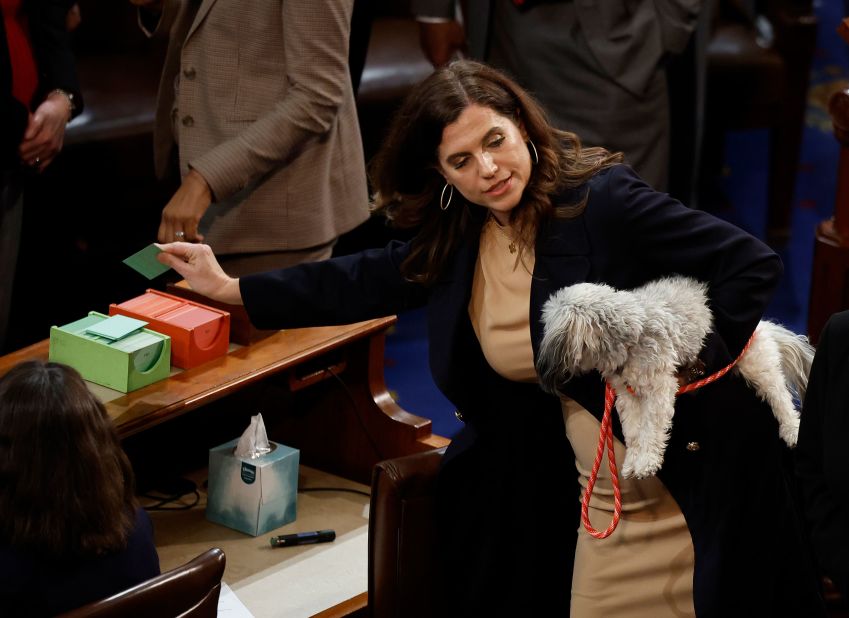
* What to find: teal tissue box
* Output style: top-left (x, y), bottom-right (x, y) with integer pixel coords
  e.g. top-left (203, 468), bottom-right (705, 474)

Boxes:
top-left (206, 439), bottom-right (300, 536)
top-left (48, 311), bottom-right (171, 393)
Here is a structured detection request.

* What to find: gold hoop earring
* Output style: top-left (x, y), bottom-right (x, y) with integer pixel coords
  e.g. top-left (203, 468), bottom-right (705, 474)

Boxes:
top-left (528, 140), bottom-right (539, 165)
top-left (440, 183), bottom-right (454, 211)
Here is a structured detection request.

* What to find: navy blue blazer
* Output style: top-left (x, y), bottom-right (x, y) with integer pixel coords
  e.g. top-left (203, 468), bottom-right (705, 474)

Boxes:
top-left (242, 165), bottom-right (824, 616)
top-left (0, 507), bottom-right (160, 616)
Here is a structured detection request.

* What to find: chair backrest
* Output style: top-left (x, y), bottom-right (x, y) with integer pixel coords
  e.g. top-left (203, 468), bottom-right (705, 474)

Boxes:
top-left (57, 547), bottom-right (226, 618)
top-left (355, 2), bottom-right (432, 162)
top-left (368, 448), bottom-right (445, 618)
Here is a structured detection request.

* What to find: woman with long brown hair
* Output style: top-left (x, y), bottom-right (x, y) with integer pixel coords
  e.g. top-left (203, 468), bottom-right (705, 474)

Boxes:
top-left (367, 58), bottom-right (620, 286)
top-left (0, 360), bottom-right (160, 615)
top-left (156, 60), bottom-right (824, 616)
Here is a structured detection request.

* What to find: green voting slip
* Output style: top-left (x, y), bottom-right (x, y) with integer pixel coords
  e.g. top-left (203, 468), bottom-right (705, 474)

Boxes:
top-left (84, 314), bottom-right (148, 340)
top-left (123, 244), bottom-right (171, 280)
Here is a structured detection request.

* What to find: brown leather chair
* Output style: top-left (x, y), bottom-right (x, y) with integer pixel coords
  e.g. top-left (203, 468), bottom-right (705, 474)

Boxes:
top-left (56, 547), bottom-right (226, 618)
top-left (702, 0), bottom-right (817, 243)
top-left (66, 0), bottom-right (166, 146)
top-left (335, 0), bottom-right (433, 253)
top-left (368, 447), bottom-right (445, 618)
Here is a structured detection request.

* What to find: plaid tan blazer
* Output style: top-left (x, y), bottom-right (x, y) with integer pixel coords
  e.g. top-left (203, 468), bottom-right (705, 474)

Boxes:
top-left (148, 0), bottom-right (369, 254)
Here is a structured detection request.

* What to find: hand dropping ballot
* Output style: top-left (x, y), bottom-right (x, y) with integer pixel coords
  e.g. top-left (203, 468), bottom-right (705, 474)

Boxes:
top-left (206, 413), bottom-right (300, 536)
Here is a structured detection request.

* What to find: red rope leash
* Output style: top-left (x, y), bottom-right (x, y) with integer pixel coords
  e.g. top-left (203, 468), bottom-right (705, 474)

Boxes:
top-left (580, 382), bottom-right (622, 538)
top-left (581, 332), bottom-right (757, 539)
top-left (677, 334), bottom-right (756, 394)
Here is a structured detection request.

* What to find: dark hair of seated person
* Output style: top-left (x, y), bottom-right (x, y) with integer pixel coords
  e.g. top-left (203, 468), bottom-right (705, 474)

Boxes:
top-left (0, 360), bottom-right (138, 559)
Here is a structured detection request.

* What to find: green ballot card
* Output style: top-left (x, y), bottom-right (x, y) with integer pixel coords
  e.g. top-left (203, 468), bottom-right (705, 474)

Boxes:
top-left (123, 244), bottom-right (171, 280)
top-left (84, 314), bottom-right (148, 340)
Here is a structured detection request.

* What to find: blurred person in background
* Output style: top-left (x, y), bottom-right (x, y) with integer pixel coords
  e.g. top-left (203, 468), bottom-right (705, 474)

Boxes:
top-left (1, 0), bottom-right (82, 351)
top-left (413, 0), bottom-right (703, 193)
top-left (132, 0), bottom-right (370, 276)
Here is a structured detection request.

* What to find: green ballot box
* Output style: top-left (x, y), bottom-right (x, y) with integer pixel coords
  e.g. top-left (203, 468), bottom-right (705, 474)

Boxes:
top-left (206, 439), bottom-right (300, 536)
top-left (48, 312), bottom-right (171, 393)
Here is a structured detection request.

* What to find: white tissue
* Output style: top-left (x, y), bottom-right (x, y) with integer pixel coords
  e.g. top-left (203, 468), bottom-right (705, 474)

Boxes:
top-left (234, 413), bottom-right (272, 459)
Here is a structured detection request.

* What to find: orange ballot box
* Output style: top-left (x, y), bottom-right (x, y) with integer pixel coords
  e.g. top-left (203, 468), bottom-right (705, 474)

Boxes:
top-left (110, 289), bottom-right (230, 369)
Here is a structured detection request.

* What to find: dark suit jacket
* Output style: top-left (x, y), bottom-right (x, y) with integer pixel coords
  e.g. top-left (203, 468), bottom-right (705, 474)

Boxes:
top-left (1, 0), bottom-right (83, 170)
top-left (241, 164), bottom-right (825, 616)
top-left (411, 0), bottom-right (700, 97)
top-left (797, 310), bottom-right (849, 601)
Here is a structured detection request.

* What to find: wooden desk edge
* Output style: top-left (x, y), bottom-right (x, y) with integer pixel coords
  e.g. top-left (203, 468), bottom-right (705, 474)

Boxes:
top-left (115, 317), bottom-right (400, 438)
top-left (0, 318), bottom-right (399, 435)
top-left (0, 317), bottom-right (453, 455)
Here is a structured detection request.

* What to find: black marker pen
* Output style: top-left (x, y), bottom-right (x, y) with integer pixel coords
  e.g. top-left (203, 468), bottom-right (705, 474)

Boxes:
top-left (270, 529), bottom-right (336, 548)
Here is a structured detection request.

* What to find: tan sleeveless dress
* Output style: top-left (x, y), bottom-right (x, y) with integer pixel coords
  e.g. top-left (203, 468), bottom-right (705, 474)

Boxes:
top-left (468, 217), bottom-right (696, 617)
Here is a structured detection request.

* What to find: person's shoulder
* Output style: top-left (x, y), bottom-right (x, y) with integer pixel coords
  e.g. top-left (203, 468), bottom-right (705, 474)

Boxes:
top-left (135, 506), bottom-right (155, 532)
top-left (573, 164), bottom-right (648, 202)
top-left (581, 163), bottom-right (653, 213)
top-left (823, 310), bottom-right (849, 341)
top-left (592, 163), bottom-right (647, 189)
top-left (551, 163), bottom-right (622, 203)
top-left (123, 507), bottom-right (161, 575)
top-left (128, 507), bottom-right (158, 549)
top-left (550, 164), bottom-right (656, 221)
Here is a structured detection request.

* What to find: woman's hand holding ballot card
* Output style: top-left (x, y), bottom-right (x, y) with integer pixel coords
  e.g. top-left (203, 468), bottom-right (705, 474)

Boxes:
top-left (156, 242), bottom-right (243, 305)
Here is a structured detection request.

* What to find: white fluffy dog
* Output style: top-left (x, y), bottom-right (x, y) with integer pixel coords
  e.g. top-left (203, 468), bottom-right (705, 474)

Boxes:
top-left (537, 276), bottom-right (813, 479)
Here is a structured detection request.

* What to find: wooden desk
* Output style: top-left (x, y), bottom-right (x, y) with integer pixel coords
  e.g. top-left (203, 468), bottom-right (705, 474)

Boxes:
top-left (148, 465), bottom-right (371, 618)
top-left (0, 317), bottom-right (448, 484)
top-left (0, 318), bottom-right (450, 617)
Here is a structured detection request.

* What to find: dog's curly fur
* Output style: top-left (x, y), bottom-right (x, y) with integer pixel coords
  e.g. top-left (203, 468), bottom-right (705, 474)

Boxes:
top-left (537, 276), bottom-right (813, 479)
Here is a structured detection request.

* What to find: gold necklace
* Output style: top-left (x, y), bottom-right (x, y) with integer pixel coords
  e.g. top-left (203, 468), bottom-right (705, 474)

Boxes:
top-left (490, 217), bottom-right (517, 254)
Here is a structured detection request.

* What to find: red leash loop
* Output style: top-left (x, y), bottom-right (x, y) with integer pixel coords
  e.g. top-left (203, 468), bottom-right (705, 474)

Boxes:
top-left (580, 382), bottom-right (622, 539)
top-left (581, 332), bottom-right (757, 539)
